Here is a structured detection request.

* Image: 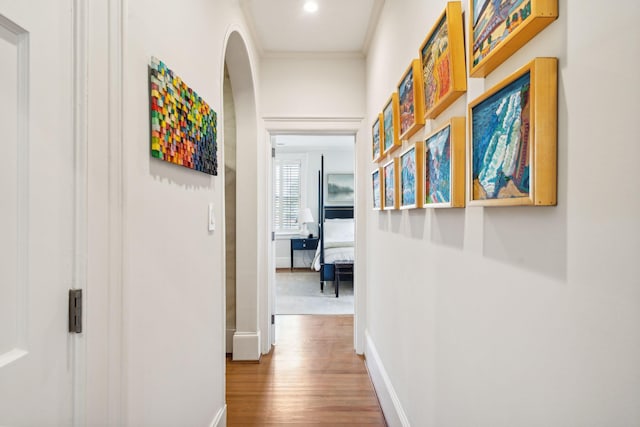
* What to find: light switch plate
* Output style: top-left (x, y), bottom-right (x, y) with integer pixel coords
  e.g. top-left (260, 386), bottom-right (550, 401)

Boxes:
top-left (208, 203), bottom-right (215, 231)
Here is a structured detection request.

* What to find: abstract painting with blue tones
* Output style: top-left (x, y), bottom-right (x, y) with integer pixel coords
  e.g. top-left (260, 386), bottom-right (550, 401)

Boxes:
top-left (472, 71), bottom-right (530, 200)
top-left (401, 147), bottom-right (417, 207)
top-left (372, 170), bottom-right (381, 209)
top-left (384, 162), bottom-right (395, 208)
top-left (383, 101), bottom-right (395, 152)
top-left (425, 125), bottom-right (451, 204)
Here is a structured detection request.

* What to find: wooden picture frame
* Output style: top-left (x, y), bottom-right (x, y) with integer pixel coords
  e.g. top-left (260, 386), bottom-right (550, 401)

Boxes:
top-left (423, 117), bottom-right (466, 208)
top-left (469, 0), bottom-right (558, 77)
top-left (382, 157), bottom-right (400, 210)
top-left (382, 93), bottom-right (401, 156)
top-left (468, 57), bottom-right (557, 207)
top-left (419, 1), bottom-right (467, 120)
top-left (372, 168), bottom-right (382, 210)
top-left (400, 143), bottom-right (424, 209)
top-left (397, 59), bottom-right (425, 140)
top-left (372, 114), bottom-right (383, 162)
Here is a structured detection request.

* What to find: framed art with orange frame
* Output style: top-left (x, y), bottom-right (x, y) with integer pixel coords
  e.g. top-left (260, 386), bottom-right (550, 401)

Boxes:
top-left (372, 168), bottom-right (383, 210)
top-left (419, 1), bottom-right (466, 120)
top-left (468, 57), bottom-right (557, 207)
top-left (372, 114), bottom-right (383, 162)
top-left (382, 157), bottom-right (400, 210)
top-left (469, 0), bottom-right (558, 77)
top-left (423, 117), bottom-right (466, 208)
top-left (400, 143), bottom-right (424, 209)
top-left (382, 93), bottom-right (401, 156)
top-left (397, 59), bottom-right (425, 141)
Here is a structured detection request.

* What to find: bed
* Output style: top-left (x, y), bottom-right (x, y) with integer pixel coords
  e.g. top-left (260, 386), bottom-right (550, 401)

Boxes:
top-left (312, 156), bottom-right (355, 293)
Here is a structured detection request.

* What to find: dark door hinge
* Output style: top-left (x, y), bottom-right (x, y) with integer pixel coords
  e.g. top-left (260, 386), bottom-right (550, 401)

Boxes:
top-left (69, 289), bottom-right (82, 333)
top-left (271, 314), bottom-right (275, 325)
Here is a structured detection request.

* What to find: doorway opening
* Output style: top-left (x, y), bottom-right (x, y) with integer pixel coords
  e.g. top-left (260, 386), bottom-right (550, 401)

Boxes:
top-left (272, 134), bottom-right (356, 316)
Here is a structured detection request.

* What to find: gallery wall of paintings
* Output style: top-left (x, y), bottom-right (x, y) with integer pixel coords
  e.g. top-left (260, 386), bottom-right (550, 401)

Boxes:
top-left (371, 0), bottom-right (557, 211)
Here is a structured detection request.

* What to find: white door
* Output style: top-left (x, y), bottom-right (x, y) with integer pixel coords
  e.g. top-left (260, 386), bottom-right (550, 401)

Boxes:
top-left (0, 1), bottom-right (78, 425)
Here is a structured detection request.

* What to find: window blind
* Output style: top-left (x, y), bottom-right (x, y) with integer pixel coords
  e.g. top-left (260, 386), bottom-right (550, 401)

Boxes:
top-left (274, 159), bottom-right (302, 232)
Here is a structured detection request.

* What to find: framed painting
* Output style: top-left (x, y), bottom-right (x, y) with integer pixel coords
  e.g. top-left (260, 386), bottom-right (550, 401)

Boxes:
top-left (397, 59), bottom-right (425, 140)
top-left (468, 57), bottom-right (557, 206)
top-left (372, 168), bottom-right (382, 210)
top-left (419, 1), bottom-right (466, 120)
top-left (326, 173), bottom-right (354, 205)
top-left (469, 0), bottom-right (558, 77)
top-left (423, 117), bottom-right (466, 208)
top-left (382, 158), bottom-right (399, 210)
top-left (372, 114), bottom-right (383, 162)
top-left (400, 144), bottom-right (423, 209)
top-left (382, 93), bottom-right (401, 155)
top-left (149, 57), bottom-right (217, 175)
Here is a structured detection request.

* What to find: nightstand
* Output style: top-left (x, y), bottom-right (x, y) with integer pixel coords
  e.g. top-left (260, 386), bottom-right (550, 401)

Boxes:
top-left (290, 237), bottom-right (319, 269)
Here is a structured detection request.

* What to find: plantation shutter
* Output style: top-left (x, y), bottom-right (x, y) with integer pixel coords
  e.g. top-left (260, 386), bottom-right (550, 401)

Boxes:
top-left (274, 159), bottom-right (302, 232)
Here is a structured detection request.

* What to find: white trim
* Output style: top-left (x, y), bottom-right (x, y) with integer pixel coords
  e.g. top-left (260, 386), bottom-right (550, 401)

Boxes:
top-left (365, 331), bottom-right (410, 427)
top-left (264, 117), bottom-right (365, 357)
top-left (107, 0), bottom-right (125, 424)
top-left (0, 348), bottom-right (28, 368)
top-left (71, 0), bottom-right (89, 425)
top-left (208, 405), bottom-right (227, 427)
top-left (232, 331), bottom-right (261, 361)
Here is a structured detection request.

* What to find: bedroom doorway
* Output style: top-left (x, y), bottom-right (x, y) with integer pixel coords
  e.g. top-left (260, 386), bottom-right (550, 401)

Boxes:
top-left (272, 134), bottom-right (356, 316)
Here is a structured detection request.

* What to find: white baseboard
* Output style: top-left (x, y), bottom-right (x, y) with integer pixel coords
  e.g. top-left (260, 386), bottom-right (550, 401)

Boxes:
top-left (365, 331), bottom-right (410, 427)
top-left (232, 331), bottom-right (261, 361)
top-left (276, 256), bottom-right (290, 269)
top-left (226, 328), bottom-right (235, 354)
top-left (209, 404), bottom-right (226, 427)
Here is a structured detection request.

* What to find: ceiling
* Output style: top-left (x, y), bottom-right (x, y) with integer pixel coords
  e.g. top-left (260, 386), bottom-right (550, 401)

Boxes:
top-left (240, 0), bottom-right (385, 56)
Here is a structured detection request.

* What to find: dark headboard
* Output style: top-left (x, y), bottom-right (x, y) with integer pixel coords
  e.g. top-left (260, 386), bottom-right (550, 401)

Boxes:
top-left (324, 206), bottom-right (354, 219)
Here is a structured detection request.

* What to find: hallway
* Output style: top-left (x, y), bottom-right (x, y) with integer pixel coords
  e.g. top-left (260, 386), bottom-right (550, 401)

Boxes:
top-left (226, 315), bottom-right (386, 426)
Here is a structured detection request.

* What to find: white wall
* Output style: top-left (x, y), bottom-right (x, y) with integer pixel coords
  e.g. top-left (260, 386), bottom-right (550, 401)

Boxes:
top-left (261, 55), bottom-right (365, 117)
top-left (121, 0), bottom-right (258, 424)
top-left (275, 145), bottom-right (355, 268)
top-left (364, 1), bottom-right (640, 426)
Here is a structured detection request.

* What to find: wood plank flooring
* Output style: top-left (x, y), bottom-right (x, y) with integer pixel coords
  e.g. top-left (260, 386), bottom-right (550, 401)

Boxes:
top-left (226, 315), bottom-right (386, 426)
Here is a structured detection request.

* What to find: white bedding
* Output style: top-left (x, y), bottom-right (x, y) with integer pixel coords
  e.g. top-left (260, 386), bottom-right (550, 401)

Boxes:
top-left (312, 218), bottom-right (355, 271)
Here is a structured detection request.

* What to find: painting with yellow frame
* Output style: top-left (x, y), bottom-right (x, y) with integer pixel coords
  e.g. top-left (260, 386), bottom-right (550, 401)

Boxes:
top-left (419, 1), bottom-right (467, 120)
top-left (468, 57), bottom-right (557, 207)
top-left (469, 0), bottom-right (558, 77)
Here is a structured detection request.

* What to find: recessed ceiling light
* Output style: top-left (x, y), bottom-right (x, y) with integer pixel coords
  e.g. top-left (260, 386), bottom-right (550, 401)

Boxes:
top-left (303, 0), bottom-right (318, 13)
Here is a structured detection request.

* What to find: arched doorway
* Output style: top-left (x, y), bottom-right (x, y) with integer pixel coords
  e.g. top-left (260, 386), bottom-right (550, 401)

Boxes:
top-left (222, 30), bottom-right (262, 361)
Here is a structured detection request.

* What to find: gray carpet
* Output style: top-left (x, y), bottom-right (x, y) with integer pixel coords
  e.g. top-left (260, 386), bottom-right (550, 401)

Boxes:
top-left (276, 271), bottom-right (354, 315)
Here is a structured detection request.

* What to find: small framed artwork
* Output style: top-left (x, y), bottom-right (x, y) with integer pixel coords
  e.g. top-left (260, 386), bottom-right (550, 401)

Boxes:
top-left (382, 158), bottom-right (400, 210)
top-left (419, 1), bottom-right (466, 120)
top-left (423, 117), bottom-right (466, 208)
top-left (372, 168), bottom-right (382, 210)
top-left (397, 59), bottom-right (425, 140)
top-left (400, 144), bottom-right (423, 209)
top-left (468, 57), bottom-right (557, 207)
top-left (469, 0), bottom-right (558, 77)
top-left (372, 114), bottom-right (383, 162)
top-left (382, 93), bottom-right (401, 156)
top-left (326, 173), bottom-right (354, 205)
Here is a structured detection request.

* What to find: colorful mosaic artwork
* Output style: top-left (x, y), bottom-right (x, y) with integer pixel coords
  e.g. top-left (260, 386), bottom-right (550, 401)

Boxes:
top-left (149, 57), bottom-right (217, 175)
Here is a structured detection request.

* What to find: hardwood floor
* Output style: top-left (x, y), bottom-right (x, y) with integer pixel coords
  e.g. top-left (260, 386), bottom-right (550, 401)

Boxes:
top-left (226, 315), bottom-right (386, 426)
